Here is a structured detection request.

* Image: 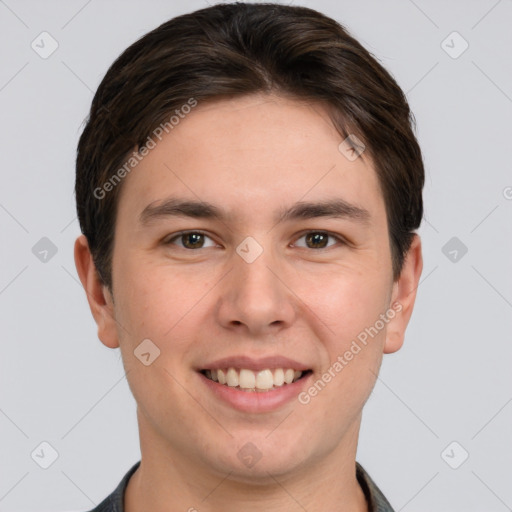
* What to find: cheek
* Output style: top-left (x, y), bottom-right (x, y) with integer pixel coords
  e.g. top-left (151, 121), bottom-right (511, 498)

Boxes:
top-left (295, 264), bottom-right (391, 342)
top-left (298, 271), bottom-right (389, 430)
top-left (112, 264), bottom-right (206, 414)
top-left (114, 254), bottom-right (211, 342)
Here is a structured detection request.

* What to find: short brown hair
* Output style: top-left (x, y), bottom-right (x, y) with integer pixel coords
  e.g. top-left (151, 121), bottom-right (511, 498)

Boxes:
top-left (75, 2), bottom-right (424, 292)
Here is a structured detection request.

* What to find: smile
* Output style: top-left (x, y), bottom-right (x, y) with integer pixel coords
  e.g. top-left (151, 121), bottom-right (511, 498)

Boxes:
top-left (201, 368), bottom-right (312, 392)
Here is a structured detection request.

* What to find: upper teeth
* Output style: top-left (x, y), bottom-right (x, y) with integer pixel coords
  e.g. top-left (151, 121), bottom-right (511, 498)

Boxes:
top-left (204, 368), bottom-right (304, 391)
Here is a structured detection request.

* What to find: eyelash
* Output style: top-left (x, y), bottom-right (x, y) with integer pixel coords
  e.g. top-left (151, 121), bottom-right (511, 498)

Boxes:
top-left (293, 230), bottom-right (347, 249)
top-left (164, 230), bottom-right (347, 250)
top-left (164, 230), bottom-right (218, 249)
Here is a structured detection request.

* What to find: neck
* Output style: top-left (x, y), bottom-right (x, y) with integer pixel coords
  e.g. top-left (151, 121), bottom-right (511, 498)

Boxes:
top-left (125, 411), bottom-right (369, 512)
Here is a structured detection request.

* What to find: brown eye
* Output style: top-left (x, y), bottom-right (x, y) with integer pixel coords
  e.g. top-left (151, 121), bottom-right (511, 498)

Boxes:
top-left (166, 232), bottom-right (216, 249)
top-left (294, 231), bottom-right (342, 249)
top-left (305, 232), bottom-right (329, 248)
top-left (181, 233), bottom-right (204, 249)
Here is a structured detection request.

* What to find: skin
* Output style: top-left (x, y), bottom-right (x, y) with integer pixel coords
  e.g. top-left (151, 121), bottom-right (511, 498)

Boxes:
top-left (75, 93), bottom-right (422, 512)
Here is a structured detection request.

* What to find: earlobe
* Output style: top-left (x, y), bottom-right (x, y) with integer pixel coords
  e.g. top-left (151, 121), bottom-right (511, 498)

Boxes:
top-left (384, 235), bottom-right (423, 354)
top-left (74, 235), bottom-right (120, 349)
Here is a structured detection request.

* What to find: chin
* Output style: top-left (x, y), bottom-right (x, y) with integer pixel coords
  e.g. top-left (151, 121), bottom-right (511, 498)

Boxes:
top-left (206, 441), bottom-right (309, 483)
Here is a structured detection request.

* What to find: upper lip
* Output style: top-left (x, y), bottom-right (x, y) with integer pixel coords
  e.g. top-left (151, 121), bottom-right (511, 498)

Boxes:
top-left (199, 355), bottom-right (311, 372)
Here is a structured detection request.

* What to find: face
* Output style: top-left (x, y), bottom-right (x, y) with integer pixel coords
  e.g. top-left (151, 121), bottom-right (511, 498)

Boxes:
top-left (76, 93), bottom-right (421, 483)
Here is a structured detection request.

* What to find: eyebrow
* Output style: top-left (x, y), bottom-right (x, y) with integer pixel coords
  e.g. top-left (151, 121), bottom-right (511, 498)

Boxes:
top-left (139, 198), bottom-right (224, 225)
top-left (139, 197), bottom-right (371, 225)
top-left (277, 199), bottom-right (370, 224)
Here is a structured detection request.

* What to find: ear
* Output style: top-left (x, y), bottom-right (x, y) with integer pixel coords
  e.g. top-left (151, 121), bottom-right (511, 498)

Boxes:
top-left (384, 234), bottom-right (423, 354)
top-left (74, 234), bottom-right (120, 349)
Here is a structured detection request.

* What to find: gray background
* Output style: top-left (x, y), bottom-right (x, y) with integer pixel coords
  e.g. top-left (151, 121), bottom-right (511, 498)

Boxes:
top-left (0, 0), bottom-right (511, 510)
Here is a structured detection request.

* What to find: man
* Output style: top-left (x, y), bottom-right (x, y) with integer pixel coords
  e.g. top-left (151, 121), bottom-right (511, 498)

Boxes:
top-left (74, 3), bottom-right (424, 511)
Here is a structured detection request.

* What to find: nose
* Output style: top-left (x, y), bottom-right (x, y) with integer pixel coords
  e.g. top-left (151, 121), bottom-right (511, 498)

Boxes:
top-left (215, 244), bottom-right (297, 336)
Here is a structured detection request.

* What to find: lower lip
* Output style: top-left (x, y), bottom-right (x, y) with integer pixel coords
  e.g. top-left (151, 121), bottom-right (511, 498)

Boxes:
top-left (198, 371), bottom-right (312, 413)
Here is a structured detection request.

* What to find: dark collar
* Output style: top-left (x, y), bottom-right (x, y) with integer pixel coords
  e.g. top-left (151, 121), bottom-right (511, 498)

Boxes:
top-left (356, 462), bottom-right (396, 512)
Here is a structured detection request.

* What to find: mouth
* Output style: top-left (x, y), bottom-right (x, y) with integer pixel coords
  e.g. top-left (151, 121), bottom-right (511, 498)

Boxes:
top-left (199, 367), bottom-right (313, 392)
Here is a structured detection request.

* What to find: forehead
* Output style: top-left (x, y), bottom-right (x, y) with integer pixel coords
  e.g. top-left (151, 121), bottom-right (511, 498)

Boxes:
top-left (116, 93), bottom-right (384, 221)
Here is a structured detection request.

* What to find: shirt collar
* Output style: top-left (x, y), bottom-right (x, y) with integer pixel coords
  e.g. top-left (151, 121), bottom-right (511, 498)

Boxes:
top-left (356, 462), bottom-right (396, 512)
